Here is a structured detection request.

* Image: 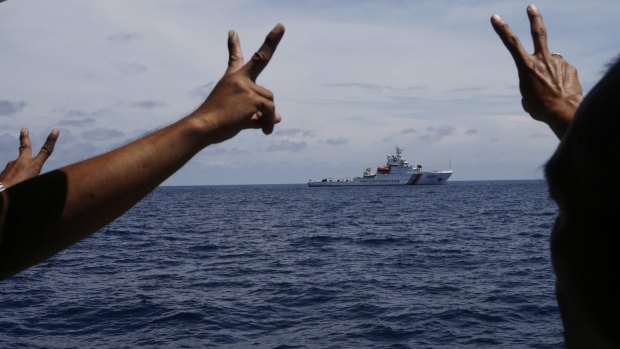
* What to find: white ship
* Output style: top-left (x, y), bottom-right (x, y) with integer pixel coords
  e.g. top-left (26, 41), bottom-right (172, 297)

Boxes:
top-left (308, 146), bottom-right (453, 187)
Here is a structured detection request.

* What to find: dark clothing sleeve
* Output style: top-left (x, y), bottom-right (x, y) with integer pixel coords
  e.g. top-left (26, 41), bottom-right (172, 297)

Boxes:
top-left (0, 170), bottom-right (68, 279)
top-left (0, 191), bottom-right (5, 245)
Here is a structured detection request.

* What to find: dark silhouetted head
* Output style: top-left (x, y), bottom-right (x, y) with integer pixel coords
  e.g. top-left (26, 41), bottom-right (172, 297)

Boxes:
top-left (546, 57), bottom-right (620, 348)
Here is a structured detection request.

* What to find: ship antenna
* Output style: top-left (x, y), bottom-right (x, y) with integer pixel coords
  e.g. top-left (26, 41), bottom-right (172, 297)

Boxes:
top-left (449, 159), bottom-right (452, 170)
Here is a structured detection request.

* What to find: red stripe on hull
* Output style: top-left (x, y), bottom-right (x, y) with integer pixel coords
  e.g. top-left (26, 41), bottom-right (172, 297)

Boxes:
top-left (408, 173), bottom-right (422, 185)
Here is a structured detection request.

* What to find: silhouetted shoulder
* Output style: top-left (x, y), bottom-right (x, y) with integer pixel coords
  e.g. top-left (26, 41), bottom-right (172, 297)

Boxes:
top-left (546, 57), bottom-right (620, 348)
top-left (0, 192), bottom-right (5, 242)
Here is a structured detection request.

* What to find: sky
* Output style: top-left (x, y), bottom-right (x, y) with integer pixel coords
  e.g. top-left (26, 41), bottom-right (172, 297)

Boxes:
top-left (0, 0), bottom-right (618, 185)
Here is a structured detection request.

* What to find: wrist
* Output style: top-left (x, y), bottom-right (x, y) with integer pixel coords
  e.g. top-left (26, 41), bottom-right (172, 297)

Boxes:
top-left (542, 94), bottom-right (583, 139)
top-left (183, 107), bottom-right (231, 149)
top-left (186, 101), bottom-right (246, 147)
top-left (178, 112), bottom-right (212, 149)
top-left (543, 94), bottom-right (582, 126)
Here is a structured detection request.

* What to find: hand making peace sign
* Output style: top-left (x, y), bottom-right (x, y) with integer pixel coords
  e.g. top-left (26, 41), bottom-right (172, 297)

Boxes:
top-left (194, 23), bottom-right (285, 145)
top-left (0, 128), bottom-right (59, 188)
top-left (491, 5), bottom-right (583, 139)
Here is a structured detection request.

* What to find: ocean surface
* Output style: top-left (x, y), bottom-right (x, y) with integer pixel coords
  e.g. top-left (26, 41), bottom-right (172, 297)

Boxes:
top-left (0, 180), bottom-right (563, 348)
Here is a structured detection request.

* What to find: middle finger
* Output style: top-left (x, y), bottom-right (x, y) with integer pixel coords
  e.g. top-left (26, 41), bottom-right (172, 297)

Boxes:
top-left (19, 128), bottom-right (32, 157)
top-left (527, 5), bottom-right (550, 56)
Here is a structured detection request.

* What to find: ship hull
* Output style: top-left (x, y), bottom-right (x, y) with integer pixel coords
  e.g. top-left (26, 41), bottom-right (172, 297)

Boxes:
top-left (307, 171), bottom-right (452, 187)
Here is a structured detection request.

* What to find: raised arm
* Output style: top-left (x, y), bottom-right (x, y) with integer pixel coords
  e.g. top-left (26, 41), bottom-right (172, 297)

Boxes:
top-left (491, 5), bottom-right (583, 139)
top-left (0, 24), bottom-right (285, 279)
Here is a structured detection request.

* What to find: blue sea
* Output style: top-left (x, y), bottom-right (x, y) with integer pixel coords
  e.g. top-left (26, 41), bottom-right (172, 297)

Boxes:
top-left (0, 180), bottom-right (563, 348)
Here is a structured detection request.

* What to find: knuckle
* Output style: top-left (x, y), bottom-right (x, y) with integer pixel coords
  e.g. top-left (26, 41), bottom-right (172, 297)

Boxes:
top-left (521, 58), bottom-right (536, 70)
top-left (532, 26), bottom-right (547, 38)
top-left (252, 50), bottom-right (269, 63)
top-left (40, 146), bottom-right (53, 155)
top-left (230, 77), bottom-right (250, 92)
top-left (228, 53), bottom-right (242, 65)
top-left (264, 89), bottom-right (274, 101)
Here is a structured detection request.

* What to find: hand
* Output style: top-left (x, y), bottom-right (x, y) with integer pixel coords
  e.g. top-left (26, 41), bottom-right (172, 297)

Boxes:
top-left (0, 128), bottom-right (59, 188)
top-left (193, 23), bottom-right (285, 145)
top-left (491, 5), bottom-right (583, 139)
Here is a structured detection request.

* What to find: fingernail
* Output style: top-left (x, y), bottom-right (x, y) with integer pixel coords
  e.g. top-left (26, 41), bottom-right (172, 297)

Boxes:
top-left (528, 4), bottom-right (538, 12)
top-left (228, 30), bottom-right (235, 38)
top-left (52, 128), bottom-right (60, 135)
top-left (21, 128), bottom-right (27, 135)
top-left (491, 14), bottom-right (502, 23)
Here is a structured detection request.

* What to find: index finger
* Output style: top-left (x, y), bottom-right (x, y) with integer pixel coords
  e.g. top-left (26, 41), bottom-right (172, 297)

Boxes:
top-left (241, 23), bottom-right (285, 81)
top-left (35, 128), bottom-right (59, 163)
top-left (491, 14), bottom-right (529, 67)
top-left (527, 4), bottom-right (550, 56)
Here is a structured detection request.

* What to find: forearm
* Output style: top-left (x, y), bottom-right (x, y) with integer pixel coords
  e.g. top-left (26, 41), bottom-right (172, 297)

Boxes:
top-left (60, 114), bottom-right (209, 237)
